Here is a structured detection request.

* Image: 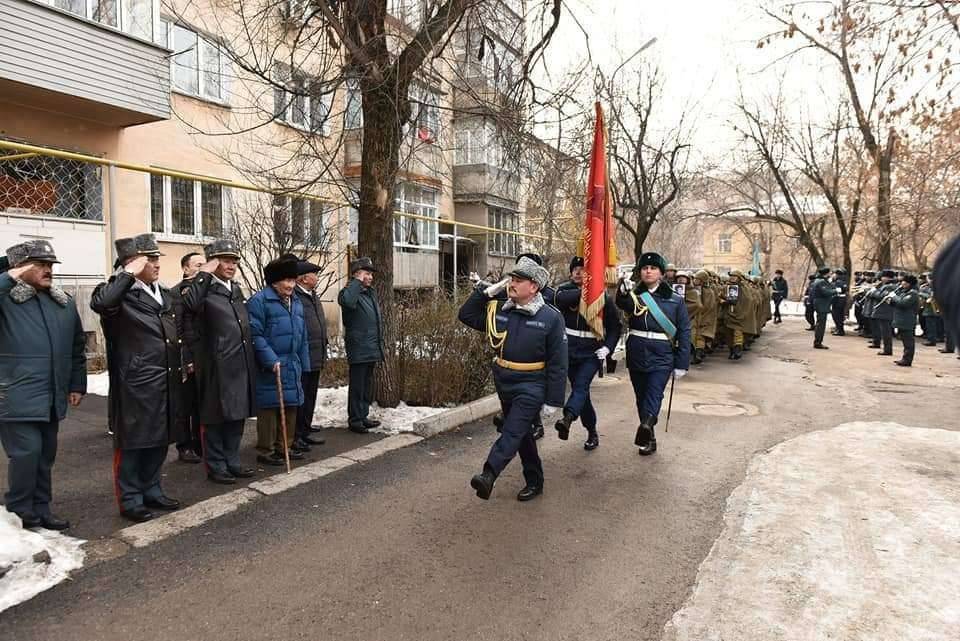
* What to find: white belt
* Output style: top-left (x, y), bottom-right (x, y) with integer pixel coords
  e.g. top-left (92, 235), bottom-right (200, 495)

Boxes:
top-left (629, 329), bottom-right (670, 341)
top-left (565, 328), bottom-right (595, 339)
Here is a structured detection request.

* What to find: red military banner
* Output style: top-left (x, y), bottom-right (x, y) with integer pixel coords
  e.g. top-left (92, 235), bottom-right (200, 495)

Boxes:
top-left (579, 102), bottom-right (618, 339)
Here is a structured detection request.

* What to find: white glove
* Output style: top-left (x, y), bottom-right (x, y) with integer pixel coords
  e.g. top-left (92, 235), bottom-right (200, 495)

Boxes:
top-left (595, 346), bottom-right (610, 360)
top-left (468, 271), bottom-right (481, 283)
top-left (619, 278), bottom-right (635, 294)
top-left (484, 277), bottom-right (510, 298)
top-left (540, 405), bottom-right (560, 420)
top-left (674, 369), bottom-right (687, 379)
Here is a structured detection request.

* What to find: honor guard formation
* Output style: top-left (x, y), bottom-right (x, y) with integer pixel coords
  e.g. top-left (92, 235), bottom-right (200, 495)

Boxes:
top-left (2, 235), bottom-right (960, 528)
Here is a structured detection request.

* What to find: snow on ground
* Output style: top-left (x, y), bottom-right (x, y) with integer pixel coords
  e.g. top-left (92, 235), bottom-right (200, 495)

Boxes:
top-left (662, 422), bottom-right (960, 641)
top-left (86, 372), bottom-right (109, 397)
top-left (0, 509), bottom-right (85, 613)
top-left (312, 386), bottom-right (446, 435)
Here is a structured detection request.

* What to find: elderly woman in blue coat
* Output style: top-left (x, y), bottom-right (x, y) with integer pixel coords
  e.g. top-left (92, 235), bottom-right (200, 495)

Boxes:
top-left (247, 255), bottom-right (310, 467)
top-left (615, 252), bottom-right (692, 455)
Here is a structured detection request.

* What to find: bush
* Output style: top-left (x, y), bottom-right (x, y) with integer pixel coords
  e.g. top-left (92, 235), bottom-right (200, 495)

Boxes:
top-left (392, 291), bottom-right (493, 406)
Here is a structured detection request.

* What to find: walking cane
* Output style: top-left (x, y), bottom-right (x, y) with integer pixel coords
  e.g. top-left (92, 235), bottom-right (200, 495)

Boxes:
top-left (274, 365), bottom-right (292, 473)
top-left (664, 370), bottom-right (677, 433)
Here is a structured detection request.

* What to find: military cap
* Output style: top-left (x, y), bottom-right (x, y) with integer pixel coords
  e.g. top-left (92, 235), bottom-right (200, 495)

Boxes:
top-left (834, 268), bottom-right (846, 275)
top-left (880, 269), bottom-right (896, 278)
top-left (808, 274), bottom-right (816, 281)
top-left (665, 263), bottom-right (677, 272)
top-left (817, 266), bottom-right (830, 276)
top-left (297, 260), bottom-right (322, 275)
top-left (901, 273), bottom-right (918, 287)
top-left (349, 256), bottom-right (377, 274)
top-left (508, 256), bottom-right (550, 289)
top-left (729, 268), bottom-right (745, 279)
top-left (637, 252), bottom-right (667, 273)
top-left (204, 238), bottom-right (241, 260)
top-left (675, 270), bottom-right (693, 280)
top-left (516, 252), bottom-right (544, 266)
top-left (114, 233), bottom-right (162, 267)
top-left (693, 269), bottom-right (710, 281)
top-left (6, 240), bottom-right (60, 267)
top-left (569, 256), bottom-right (584, 273)
top-left (854, 271), bottom-right (862, 277)
top-left (264, 255), bottom-right (299, 285)
top-left (775, 269), bottom-right (783, 275)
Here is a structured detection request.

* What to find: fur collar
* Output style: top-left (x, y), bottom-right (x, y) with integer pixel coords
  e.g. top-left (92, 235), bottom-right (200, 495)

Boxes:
top-left (502, 293), bottom-right (545, 316)
top-left (10, 280), bottom-right (70, 307)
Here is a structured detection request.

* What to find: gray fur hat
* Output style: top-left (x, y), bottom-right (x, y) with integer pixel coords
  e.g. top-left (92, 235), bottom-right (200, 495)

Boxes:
top-left (6, 240), bottom-right (60, 267)
top-left (204, 238), bottom-right (241, 260)
top-left (507, 256), bottom-right (550, 290)
top-left (115, 233), bottom-right (162, 265)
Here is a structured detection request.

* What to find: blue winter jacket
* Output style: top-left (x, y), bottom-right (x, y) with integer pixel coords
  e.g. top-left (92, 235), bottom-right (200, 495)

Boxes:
top-left (247, 287), bottom-right (310, 408)
top-left (550, 282), bottom-right (621, 360)
top-left (615, 281), bottom-right (692, 372)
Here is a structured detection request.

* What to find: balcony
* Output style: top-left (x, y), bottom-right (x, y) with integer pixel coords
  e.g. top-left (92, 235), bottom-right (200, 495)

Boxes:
top-left (0, 0), bottom-right (170, 127)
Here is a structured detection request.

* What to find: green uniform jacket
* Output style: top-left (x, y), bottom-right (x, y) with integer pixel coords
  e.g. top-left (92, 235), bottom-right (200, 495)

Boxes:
top-left (337, 279), bottom-right (384, 365)
top-left (890, 288), bottom-right (920, 330)
top-left (811, 277), bottom-right (835, 314)
top-left (698, 285), bottom-right (718, 340)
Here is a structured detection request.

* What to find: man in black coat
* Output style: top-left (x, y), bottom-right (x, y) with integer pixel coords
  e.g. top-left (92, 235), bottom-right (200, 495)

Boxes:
top-left (0, 241), bottom-right (86, 530)
top-left (770, 269), bottom-right (788, 323)
top-left (803, 274), bottom-right (816, 330)
top-left (830, 268), bottom-right (849, 336)
top-left (934, 233), bottom-right (960, 358)
top-left (181, 240), bottom-right (258, 484)
top-left (91, 234), bottom-right (181, 522)
top-left (293, 261), bottom-right (329, 451)
top-left (170, 252), bottom-right (205, 464)
top-left (337, 257), bottom-right (384, 433)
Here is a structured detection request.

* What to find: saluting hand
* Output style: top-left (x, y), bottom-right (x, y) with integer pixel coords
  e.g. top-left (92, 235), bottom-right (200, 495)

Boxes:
top-left (8, 261), bottom-right (40, 281)
top-left (124, 255), bottom-right (150, 277)
top-left (200, 258), bottom-right (220, 274)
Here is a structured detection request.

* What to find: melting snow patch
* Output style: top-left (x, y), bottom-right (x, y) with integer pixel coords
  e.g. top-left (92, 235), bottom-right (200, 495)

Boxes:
top-left (0, 508), bottom-right (85, 613)
top-left (312, 386), bottom-right (446, 435)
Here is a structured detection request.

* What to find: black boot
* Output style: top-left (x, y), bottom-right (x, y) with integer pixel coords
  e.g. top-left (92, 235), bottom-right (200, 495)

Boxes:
top-left (732, 345), bottom-right (743, 360)
top-left (470, 466), bottom-right (496, 500)
top-left (584, 428), bottom-right (599, 451)
top-left (636, 416), bottom-right (657, 456)
top-left (492, 413), bottom-right (504, 433)
top-left (692, 348), bottom-right (704, 365)
top-left (531, 416), bottom-right (545, 440)
top-left (554, 410), bottom-right (574, 441)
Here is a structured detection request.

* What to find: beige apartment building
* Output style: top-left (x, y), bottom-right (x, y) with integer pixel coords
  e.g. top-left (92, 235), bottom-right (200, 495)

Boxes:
top-left (0, 0), bottom-right (543, 353)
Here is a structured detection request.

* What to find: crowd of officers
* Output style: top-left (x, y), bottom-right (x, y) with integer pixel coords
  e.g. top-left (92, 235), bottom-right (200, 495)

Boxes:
top-left (797, 266), bottom-right (958, 366)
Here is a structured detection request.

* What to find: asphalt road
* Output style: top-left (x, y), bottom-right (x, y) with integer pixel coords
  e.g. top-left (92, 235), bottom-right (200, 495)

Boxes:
top-left (3, 320), bottom-right (958, 640)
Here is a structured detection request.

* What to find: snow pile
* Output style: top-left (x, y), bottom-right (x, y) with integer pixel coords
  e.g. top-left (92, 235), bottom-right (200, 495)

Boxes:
top-left (86, 372), bottom-right (109, 397)
top-left (0, 509), bottom-right (85, 613)
top-left (312, 386), bottom-right (446, 435)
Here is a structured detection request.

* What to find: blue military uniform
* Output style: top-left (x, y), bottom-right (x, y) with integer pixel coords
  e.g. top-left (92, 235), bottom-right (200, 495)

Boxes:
top-left (830, 270), bottom-right (848, 335)
top-left (458, 258), bottom-right (567, 501)
top-left (550, 257), bottom-right (621, 449)
top-left (615, 252), bottom-right (691, 456)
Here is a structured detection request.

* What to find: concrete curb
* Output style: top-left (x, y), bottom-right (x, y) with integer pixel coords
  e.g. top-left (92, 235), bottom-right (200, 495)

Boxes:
top-left (412, 394), bottom-right (501, 438)
top-left (103, 433), bottom-right (425, 553)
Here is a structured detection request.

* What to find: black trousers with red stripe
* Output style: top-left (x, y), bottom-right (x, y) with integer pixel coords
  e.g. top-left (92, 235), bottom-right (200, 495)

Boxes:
top-left (114, 446), bottom-right (168, 512)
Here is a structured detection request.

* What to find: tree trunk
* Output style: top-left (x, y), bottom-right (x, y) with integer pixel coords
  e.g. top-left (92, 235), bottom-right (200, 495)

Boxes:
top-left (358, 74), bottom-right (407, 407)
top-left (877, 132), bottom-right (896, 268)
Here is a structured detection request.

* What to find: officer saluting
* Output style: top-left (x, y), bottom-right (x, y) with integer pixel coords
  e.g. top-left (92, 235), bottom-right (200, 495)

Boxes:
top-left (181, 239), bottom-right (258, 484)
top-left (91, 234), bottom-right (181, 522)
top-left (615, 252), bottom-right (691, 456)
top-left (551, 256), bottom-right (621, 450)
top-left (458, 257), bottom-right (567, 501)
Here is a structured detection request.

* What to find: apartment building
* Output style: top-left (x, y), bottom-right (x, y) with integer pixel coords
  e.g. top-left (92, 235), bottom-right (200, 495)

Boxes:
top-left (0, 0), bottom-right (539, 351)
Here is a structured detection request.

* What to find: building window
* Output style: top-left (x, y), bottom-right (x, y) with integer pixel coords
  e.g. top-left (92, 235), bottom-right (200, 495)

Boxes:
top-left (345, 78), bottom-right (363, 129)
top-left (454, 30), bottom-right (520, 92)
top-left (48, 0), bottom-right (157, 40)
top-left (273, 63), bottom-right (332, 134)
top-left (488, 207), bottom-right (519, 257)
top-left (394, 183), bottom-right (438, 250)
top-left (0, 150), bottom-right (103, 221)
top-left (409, 85), bottom-right (440, 142)
top-left (388, 0), bottom-right (424, 29)
top-left (717, 233), bottom-right (732, 254)
top-left (162, 20), bottom-right (228, 103)
top-left (455, 120), bottom-right (507, 168)
top-left (149, 175), bottom-right (229, 239)
top-left (272, 195), bottom-right (329, 248)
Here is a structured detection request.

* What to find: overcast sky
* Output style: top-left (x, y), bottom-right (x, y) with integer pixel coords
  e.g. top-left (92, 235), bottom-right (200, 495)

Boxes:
top-left (536, 0), bottom-right (836, 164)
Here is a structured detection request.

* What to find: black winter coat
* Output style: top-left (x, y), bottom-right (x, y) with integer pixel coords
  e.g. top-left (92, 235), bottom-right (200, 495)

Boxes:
top-left (771, 276), bottom-right (788, 301)
top-left (295, 286), bottom-right (328, 372)
top-left (181, 274), bottom-right (257, 424)
top-left (0, 273), bottom-right (86, 423)
top-left (550, 282), bottom-right (621, 360)
top-left (91, 272), bottom-right (181, 449)
top-left (337, 279), bottom-right (384, 365)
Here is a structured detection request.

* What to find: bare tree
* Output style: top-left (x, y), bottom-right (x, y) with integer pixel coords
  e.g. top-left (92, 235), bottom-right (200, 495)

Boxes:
top-left (598, 63), bottom-right (693, 268)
